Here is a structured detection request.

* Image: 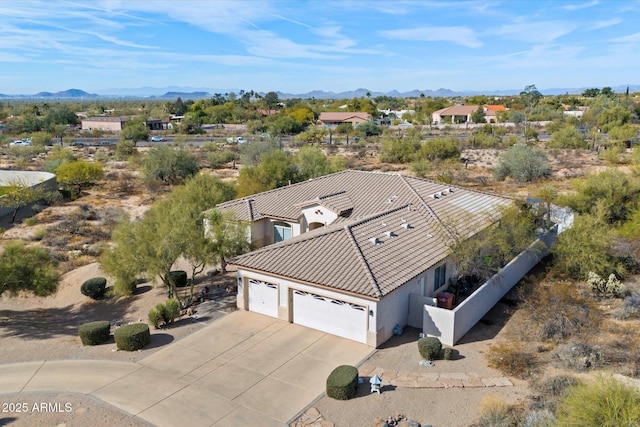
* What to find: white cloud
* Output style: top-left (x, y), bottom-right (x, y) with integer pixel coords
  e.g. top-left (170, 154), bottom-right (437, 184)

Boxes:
top-left (490, 21), bottom-right (577, 43)
top-left (586, 18), bottom-right (622, 31)
top-left (381, 26), bottom-right (482, 48)
top-left (562, 0), bottom-right (600, 11)
top-left (611, 32), bottom-right (640, 43)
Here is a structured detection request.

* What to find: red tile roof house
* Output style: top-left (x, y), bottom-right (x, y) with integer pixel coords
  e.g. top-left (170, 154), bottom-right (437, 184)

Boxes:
top-left (318, 112), bottom-right (373, 127)
top-left (220, 170), bottom-right (563, 347)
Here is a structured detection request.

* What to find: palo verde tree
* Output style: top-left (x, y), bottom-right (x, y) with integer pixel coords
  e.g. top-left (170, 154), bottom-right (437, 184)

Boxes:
top-left (206, 209), bottom-right (252, 273)
top-left (0, 241), bottom-right (59, 297)
top-left (102, 174), bottom-right (238, 301)
top-left (55, 160), bottom-right (104, 198)
top-left (0, 179), bottom-right (56, 223)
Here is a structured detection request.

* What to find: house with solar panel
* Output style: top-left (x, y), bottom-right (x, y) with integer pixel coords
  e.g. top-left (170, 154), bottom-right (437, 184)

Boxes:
top-left (218, 170), bottom-right (562, 347)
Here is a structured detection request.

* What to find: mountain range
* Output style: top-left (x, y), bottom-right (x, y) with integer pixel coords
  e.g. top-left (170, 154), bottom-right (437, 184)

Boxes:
top-left (1, 85), bottom-right (639, 100)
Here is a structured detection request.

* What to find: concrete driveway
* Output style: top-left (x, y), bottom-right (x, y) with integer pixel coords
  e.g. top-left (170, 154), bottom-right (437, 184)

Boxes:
top-left (0, 311), bottom-right (373, 426)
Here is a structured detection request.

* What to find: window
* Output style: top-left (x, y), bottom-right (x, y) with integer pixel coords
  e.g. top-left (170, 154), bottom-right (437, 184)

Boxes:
top-left (274, 222), bottom-right (292, 243)
top-left (434, 264), bottom-right (446, 292)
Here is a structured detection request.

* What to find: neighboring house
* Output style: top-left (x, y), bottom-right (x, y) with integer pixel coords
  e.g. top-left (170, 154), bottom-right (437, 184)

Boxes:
top-left (318, 112), bottom-right (372, 127)
top-left (432, 105), bottom-right (507, 124)
top-left (223, 170), bottom-right (517, 347)
top-left (82, 116), bottom-right (167, 132)
top-left (81, 116), bottom-right (129, 132)
top-left (484, 105), bottom-right (507, 123)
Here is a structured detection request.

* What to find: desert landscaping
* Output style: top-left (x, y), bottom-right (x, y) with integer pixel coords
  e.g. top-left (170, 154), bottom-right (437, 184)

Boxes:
top-left (1, 121), bottom-right (640, 427)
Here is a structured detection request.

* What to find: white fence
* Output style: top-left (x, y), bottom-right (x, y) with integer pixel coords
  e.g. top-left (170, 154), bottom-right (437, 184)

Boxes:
top-left (409, 227), bottom-right (558, 346)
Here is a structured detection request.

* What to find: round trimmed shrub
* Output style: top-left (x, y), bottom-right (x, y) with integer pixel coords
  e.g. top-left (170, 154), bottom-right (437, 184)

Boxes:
top-left (326, 365), bottom-right (359, 400)
top-left (80, 277), bottom-right (107, 299)
top-left (78, 320), bottom-right (111, 345)
top-left (418, 336), bottom-right (442, 360)
top-left (169, 270), bottom-right (188, 288)
top-left (114, 323), bottom-right (150, 351)
top-left (443, 347), bottom-right (454, 360)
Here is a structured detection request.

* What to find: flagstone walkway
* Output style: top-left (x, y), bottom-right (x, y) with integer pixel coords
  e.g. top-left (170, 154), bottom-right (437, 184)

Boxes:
top-left (358, 364), bottom-right (513, 388)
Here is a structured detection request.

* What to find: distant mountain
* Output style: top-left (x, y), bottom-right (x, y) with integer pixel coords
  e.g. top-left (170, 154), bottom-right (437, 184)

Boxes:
top-left (158, 91), bottom-right (211, 99)
top-left (2, 84), bottom-right (640, 100)
top-left (32, 88), bottom-right (99, 98)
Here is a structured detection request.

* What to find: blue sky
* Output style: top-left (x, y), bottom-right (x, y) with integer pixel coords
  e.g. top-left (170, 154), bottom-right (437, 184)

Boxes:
top-left (1, 0), bottom-right (639, 95)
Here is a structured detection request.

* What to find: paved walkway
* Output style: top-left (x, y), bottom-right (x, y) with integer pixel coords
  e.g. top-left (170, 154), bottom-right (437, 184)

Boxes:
top-left (358, 364), bottom-right (513, 388)
top-left (0, 311), bottom-right (373, 427)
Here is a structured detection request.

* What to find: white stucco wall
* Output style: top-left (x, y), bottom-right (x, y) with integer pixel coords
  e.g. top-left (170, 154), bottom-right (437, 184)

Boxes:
top-left (0, 171), bottom-right (57, 219)
top-left (421, 228), bottom-right (558, 345)
top-left (300, 204), bottom-right (338, 232)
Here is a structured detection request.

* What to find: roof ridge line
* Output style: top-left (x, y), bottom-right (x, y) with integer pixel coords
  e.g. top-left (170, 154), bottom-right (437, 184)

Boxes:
top-left (344, 225), bottom-right (383, 298)
top-left (397, 174), bottom-right (457, 240)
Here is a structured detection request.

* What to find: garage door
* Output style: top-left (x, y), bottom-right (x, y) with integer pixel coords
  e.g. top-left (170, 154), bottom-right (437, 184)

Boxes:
top-left (248, 279), bottom-right (278, 317)
top-left (293, 290), bottom-right (368, 343)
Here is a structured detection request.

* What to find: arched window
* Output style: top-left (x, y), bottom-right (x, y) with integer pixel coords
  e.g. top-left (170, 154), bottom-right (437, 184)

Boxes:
top-left (273, 221), bottom-right (292, 243)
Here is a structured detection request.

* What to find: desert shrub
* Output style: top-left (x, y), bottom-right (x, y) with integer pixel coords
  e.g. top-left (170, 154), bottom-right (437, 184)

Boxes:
top-left (208, 150), bottom-right (236, 168)
top-left (326, 365), bottom-right (358, 400)
top-left (409, 158), bottom-right (432, 178)
top-left (80, 277), bottom-right (107, 299)
top-left (148, 308), bottom-right (163, 329)
top-left (142, 145), bottom-right (199, 185)
top-left (613, 292), bottom-right (640, 320)
top-left (493, 143), bottom-right (551, 182)
top-left (418, 336), bottom-right (442, 360)
top-left (550, 214), bottom-right (622, 280)
top-left (554, 340), bottom-right (603, 372)
top-left (555, 376), bottom-right (640, 426)
top-left (78, 320), bottom-right (111, 345)
top-left (522, 409), bottom-right (556, 427)
top-left (476, 395), bottom-right (525, 427)
top-left (487, 342), bottom-right (538, 379)
top-left (24, 217), bottom-right (38, 226)
top-left (586, 271), bottom-right (625, 298)
top-left (168, 270), bottom-right (188, 288)
top-left (114, 323), bottom-right (150, 351)
top-left (548, 125), bottom-right (587, 149)
top-left (520, 282), bottom-right (600, 342)
top-left (32, 228), bottom-right (47, 241)
top-left (535, 375), bottom-right (580, 398)
top-left (148, 299), bottom-right (181, 328)
top-left (443, 347), bottom-right (454, 360)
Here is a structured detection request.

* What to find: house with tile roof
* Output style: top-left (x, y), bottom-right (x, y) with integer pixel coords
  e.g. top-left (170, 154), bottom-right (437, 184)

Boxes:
top-left (432, 105), bottom-right (508, 124)
top-left (218, 170), bottom-right (545, 347)
top-left (318, 112), bottom-right (372, 127)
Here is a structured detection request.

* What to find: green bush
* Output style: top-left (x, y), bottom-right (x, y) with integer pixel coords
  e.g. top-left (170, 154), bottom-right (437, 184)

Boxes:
top-left (148, 307), bottom-right (163, 329)
top-left (114, 323), bottom-right (150, 351)
top-left (443, 347), bottom-right (454, 360)
top-left (418, 336), bottom-right (442, 360)
top-left (80, 277), bottom-right (107, 299)
top-left (556, 376), bottom-right (640, 426)
top-left (148, 298), bottom-right (181, 329)
top-left (326, 365), bottom-right (359, 400)
top-left (169, 270), bottom-right (188, 288)
top-left (78, 320), bottom-right (111, 345)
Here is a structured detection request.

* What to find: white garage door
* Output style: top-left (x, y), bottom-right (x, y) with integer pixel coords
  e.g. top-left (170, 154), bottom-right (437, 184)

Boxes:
top-left (248, 279), bottom-right (278, 317)
top-left (293, 290), bottom-right (368, 343)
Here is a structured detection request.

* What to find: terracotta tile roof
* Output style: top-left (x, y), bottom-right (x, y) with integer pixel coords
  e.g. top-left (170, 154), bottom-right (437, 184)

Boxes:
top-left (227, 171), bottom-right (511, 298)
top-left (484, 105), bottom-right (507, 112)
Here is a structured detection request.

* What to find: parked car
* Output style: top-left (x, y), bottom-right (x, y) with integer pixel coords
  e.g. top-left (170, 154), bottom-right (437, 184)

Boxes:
top-left (236, 137), bottom-right (247, 144)
top-left (99, 140), bottom-right (115, 146)
top-left (71, 141), bottom-right (85, 148)
top-left (150, 136), bottom-right (165, 142)
top-left (9, 139), bottom-right (31, 146)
